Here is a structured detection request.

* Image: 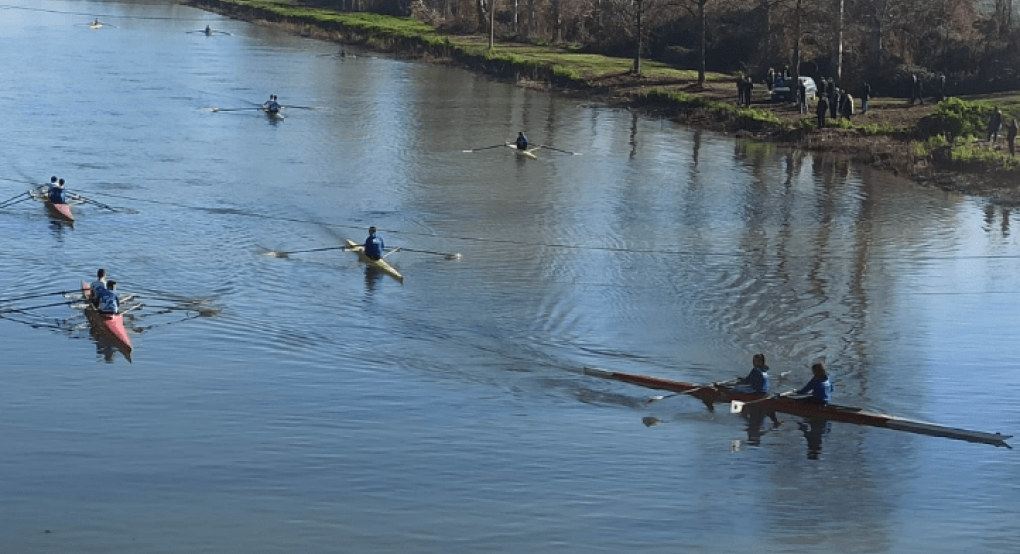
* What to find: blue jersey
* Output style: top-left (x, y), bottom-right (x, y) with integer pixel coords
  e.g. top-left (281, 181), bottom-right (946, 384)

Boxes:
top-left (96, 287), bottom-right (119, 314)
top-left (735, 365), bottom-right (769, 393)
top-left (798, 377), bottom-right (833, 403)
top-left (364, 233), bottom-right (384, 259)
top-left (48, 186), bottom-right (67, 204)
top-left (516, 134), bottom-right (529, 150)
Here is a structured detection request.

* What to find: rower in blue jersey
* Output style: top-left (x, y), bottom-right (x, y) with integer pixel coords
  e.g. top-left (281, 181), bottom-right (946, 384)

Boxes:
top-left (263, 94), bottom-right (281, 114)
top-left (514, 131), bottom-right (529, 151)
top-left (796, 363), bottom-right (833, 405)
top-left (90, 268), bottom-right (108, 307)
top-left (364, 226), bottom-right (385, 261)
top-left (732, 353), bottom-right (770, 393)
top-left (96, 281), bottom-right (121, 314)
top-left (48, 177), bottom-right (67, 204)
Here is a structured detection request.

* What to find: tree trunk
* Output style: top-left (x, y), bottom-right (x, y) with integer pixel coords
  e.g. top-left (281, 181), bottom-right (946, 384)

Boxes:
top-left (489, 0), bottom-right (496, 48)
top-left (477, 0), bottom-right (488, 33)
top-left (792, 0), bottom-right (803, 80)
top-left (633, 0), bottom-right (643, 75)
top-left (697, 0), bottom-right (707, 86)
top-left (834, 0), bottom-right (844, 81)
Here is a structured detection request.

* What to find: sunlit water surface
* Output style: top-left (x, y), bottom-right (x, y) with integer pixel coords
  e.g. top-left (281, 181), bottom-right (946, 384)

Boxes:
top-left (0, 2), bottom-right (1017, 553)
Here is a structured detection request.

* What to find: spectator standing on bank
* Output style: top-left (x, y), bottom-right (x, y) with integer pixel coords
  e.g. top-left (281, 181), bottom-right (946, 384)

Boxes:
top-left (816, 95), bottom-right (829, 129)
top-left (916, 76), bottom-right (924, 105)
top-left (766, 68), bottom-right (775, 91)
top-left (862, 82), bottom-right (872, 115)
top-left (841, 90), bottom-right (854, 120)
top-left (829, 84), bottom-right (839, 119)
top-left (797, 80), bottom-right (808, 114)
top-left (988, 107), bottom-right (1003, 142)
top-left (938, 74), bottom-right (947, 102)
top-left (1007, 119), bottom-right (1018, 156)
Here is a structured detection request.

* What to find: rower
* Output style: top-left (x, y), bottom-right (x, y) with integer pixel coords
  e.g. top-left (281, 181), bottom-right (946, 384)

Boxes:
top-left (96, 281), bottom-right (121, 315)
top-left (90, 269), bottom-right (108, 307)
top-left (732, 353), bottom-right (770, 394)
top-left (48, 177), bottom-right (67, 205)
top-left (264, 94), bottom-right (281, 114)
top-left (796, 363), bottom-right (833, 405)
top-left (514, 132), bottom-right (529, 151)
top-left (364, 226), bottom-right (385, 261)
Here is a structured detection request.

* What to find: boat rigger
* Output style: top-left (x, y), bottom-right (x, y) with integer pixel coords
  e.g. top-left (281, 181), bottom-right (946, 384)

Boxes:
top-left (583, 367), bottom-right (1012, 447)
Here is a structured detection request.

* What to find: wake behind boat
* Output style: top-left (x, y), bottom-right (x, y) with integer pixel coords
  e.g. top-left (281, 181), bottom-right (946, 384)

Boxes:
top-left (584, 367), bottom-right (1012, 447)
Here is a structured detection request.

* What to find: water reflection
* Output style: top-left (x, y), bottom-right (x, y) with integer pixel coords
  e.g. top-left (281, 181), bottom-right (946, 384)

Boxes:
top-left (798, 418), bottom-right (832, 460)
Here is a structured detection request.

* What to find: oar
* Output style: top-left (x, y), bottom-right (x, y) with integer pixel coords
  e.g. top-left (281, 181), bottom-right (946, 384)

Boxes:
top-left (284, 105), bottom-right (318, 110)
top-left (262, 245), bottom-right (350, 258)
top-left (539, 144), bottom-right (582, 155)
top-left (646, 377), bottom-right (740, 404)
top-left (394, 247), bottom-right (461, 260)
top-left (207, 107), bottom-right (264, 112)
top-left (0, 290), bottom-right (76, 303)
top-left (382, 247), bottom-right (401, 259)
top-left (74, 195), bottom-right (120, 212)
top-left (730, 390), bottom-right (799, 414)
top-left (462, 144), bottom-right (508, 153)
top-left (0, 300), bottom-right (75, 314)
top-left (0, 192), bottom-right (31, 208)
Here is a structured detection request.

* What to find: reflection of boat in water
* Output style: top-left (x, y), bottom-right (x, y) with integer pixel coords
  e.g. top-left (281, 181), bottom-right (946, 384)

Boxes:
top-left (81, 281), bottom-right (133, 361)
top-left (584, 367), bottom-right (1012, 447)
top-left (345, 239), bottom-right (403, 282)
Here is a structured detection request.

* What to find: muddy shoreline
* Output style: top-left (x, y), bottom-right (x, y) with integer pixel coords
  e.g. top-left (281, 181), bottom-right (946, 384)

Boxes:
top-left (183, 0), bottom-right (1020, 203)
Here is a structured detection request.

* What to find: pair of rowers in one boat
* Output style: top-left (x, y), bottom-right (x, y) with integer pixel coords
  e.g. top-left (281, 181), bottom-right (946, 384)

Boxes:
top-left (584, 353), bottom-right (1012, 447)
top-left (80, 269), bottom-right (133, 356)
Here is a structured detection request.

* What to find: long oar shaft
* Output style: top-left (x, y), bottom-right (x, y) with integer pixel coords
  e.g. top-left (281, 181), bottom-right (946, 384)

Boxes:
top-left (462, 144), bottom-right (507, 153)
top-left (0, 290), bottom-right (74, 303)
top-left (0, 192), bottom-right (30, 207)
top-left (0, 300), bottom-right (75, 313)
top-left (397, 247), bottom-right (461, 259)
top-left (273, 245), bottom-right (350, 256)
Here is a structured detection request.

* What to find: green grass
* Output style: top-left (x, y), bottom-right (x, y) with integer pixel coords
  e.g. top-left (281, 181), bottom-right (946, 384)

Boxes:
top-left (949, 136), bottom-right (1020, 170)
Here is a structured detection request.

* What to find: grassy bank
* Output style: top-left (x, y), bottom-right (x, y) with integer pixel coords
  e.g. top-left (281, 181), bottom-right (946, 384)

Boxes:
top-left (188, 0), bottom-right (1020, 181)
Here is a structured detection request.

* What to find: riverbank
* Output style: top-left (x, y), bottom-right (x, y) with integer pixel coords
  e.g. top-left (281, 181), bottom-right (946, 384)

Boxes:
top-left (183, 0), bottom-right (1020, 201)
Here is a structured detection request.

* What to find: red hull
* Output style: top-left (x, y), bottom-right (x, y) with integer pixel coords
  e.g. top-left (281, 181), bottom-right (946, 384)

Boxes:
top-left (46, 201), bottom-right (74, 222)
top-left (584, 368), bottom-right (1011, 446)
top-left (81, 282), bottom-right (132, 354)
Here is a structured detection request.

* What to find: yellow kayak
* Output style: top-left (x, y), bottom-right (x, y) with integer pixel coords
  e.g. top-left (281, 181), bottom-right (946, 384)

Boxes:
top-left (345, 239), bottom-right (404, 282)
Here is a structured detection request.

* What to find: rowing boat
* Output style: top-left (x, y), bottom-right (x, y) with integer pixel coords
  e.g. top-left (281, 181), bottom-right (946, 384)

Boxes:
top-left (506, 143), bottom-right (538, 159)
top-left (344, 239), bottom-right (404, 282)
top-left (29, 186), bottom-right (74, 223)
top-left (262, 103), bottom-right (284, 119)
top-left (584, 367), bottom-right (1012, 447)
top-left (81, 281), bottom-right (133, 356)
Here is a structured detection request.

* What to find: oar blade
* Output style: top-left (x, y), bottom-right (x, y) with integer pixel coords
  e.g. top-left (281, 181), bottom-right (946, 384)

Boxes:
top-left (730, 400), bottom-right (745, 414)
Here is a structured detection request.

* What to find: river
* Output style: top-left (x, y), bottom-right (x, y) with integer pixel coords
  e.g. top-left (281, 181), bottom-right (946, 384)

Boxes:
top-left (0, 1), bottom-right (1017, 553)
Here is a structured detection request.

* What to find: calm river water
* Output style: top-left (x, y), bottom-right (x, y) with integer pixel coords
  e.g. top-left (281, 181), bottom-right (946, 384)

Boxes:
top-left (1, 1), bottom-right (1017, 553)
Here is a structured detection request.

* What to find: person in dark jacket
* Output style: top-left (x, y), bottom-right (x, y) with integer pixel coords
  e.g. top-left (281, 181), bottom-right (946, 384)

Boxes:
top-left (816, 95), bottom-right (828, 129)
top-left (797, 81), bottom-right (807, 114)
top-left (1007, 119), bottom-right (1018, 156)
top-left (828, 82), bottom-right (838, 119)
top-left (988, 107), bottom-right (1003, 142)
top-left (364, 226), bottom-right (385, 260)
